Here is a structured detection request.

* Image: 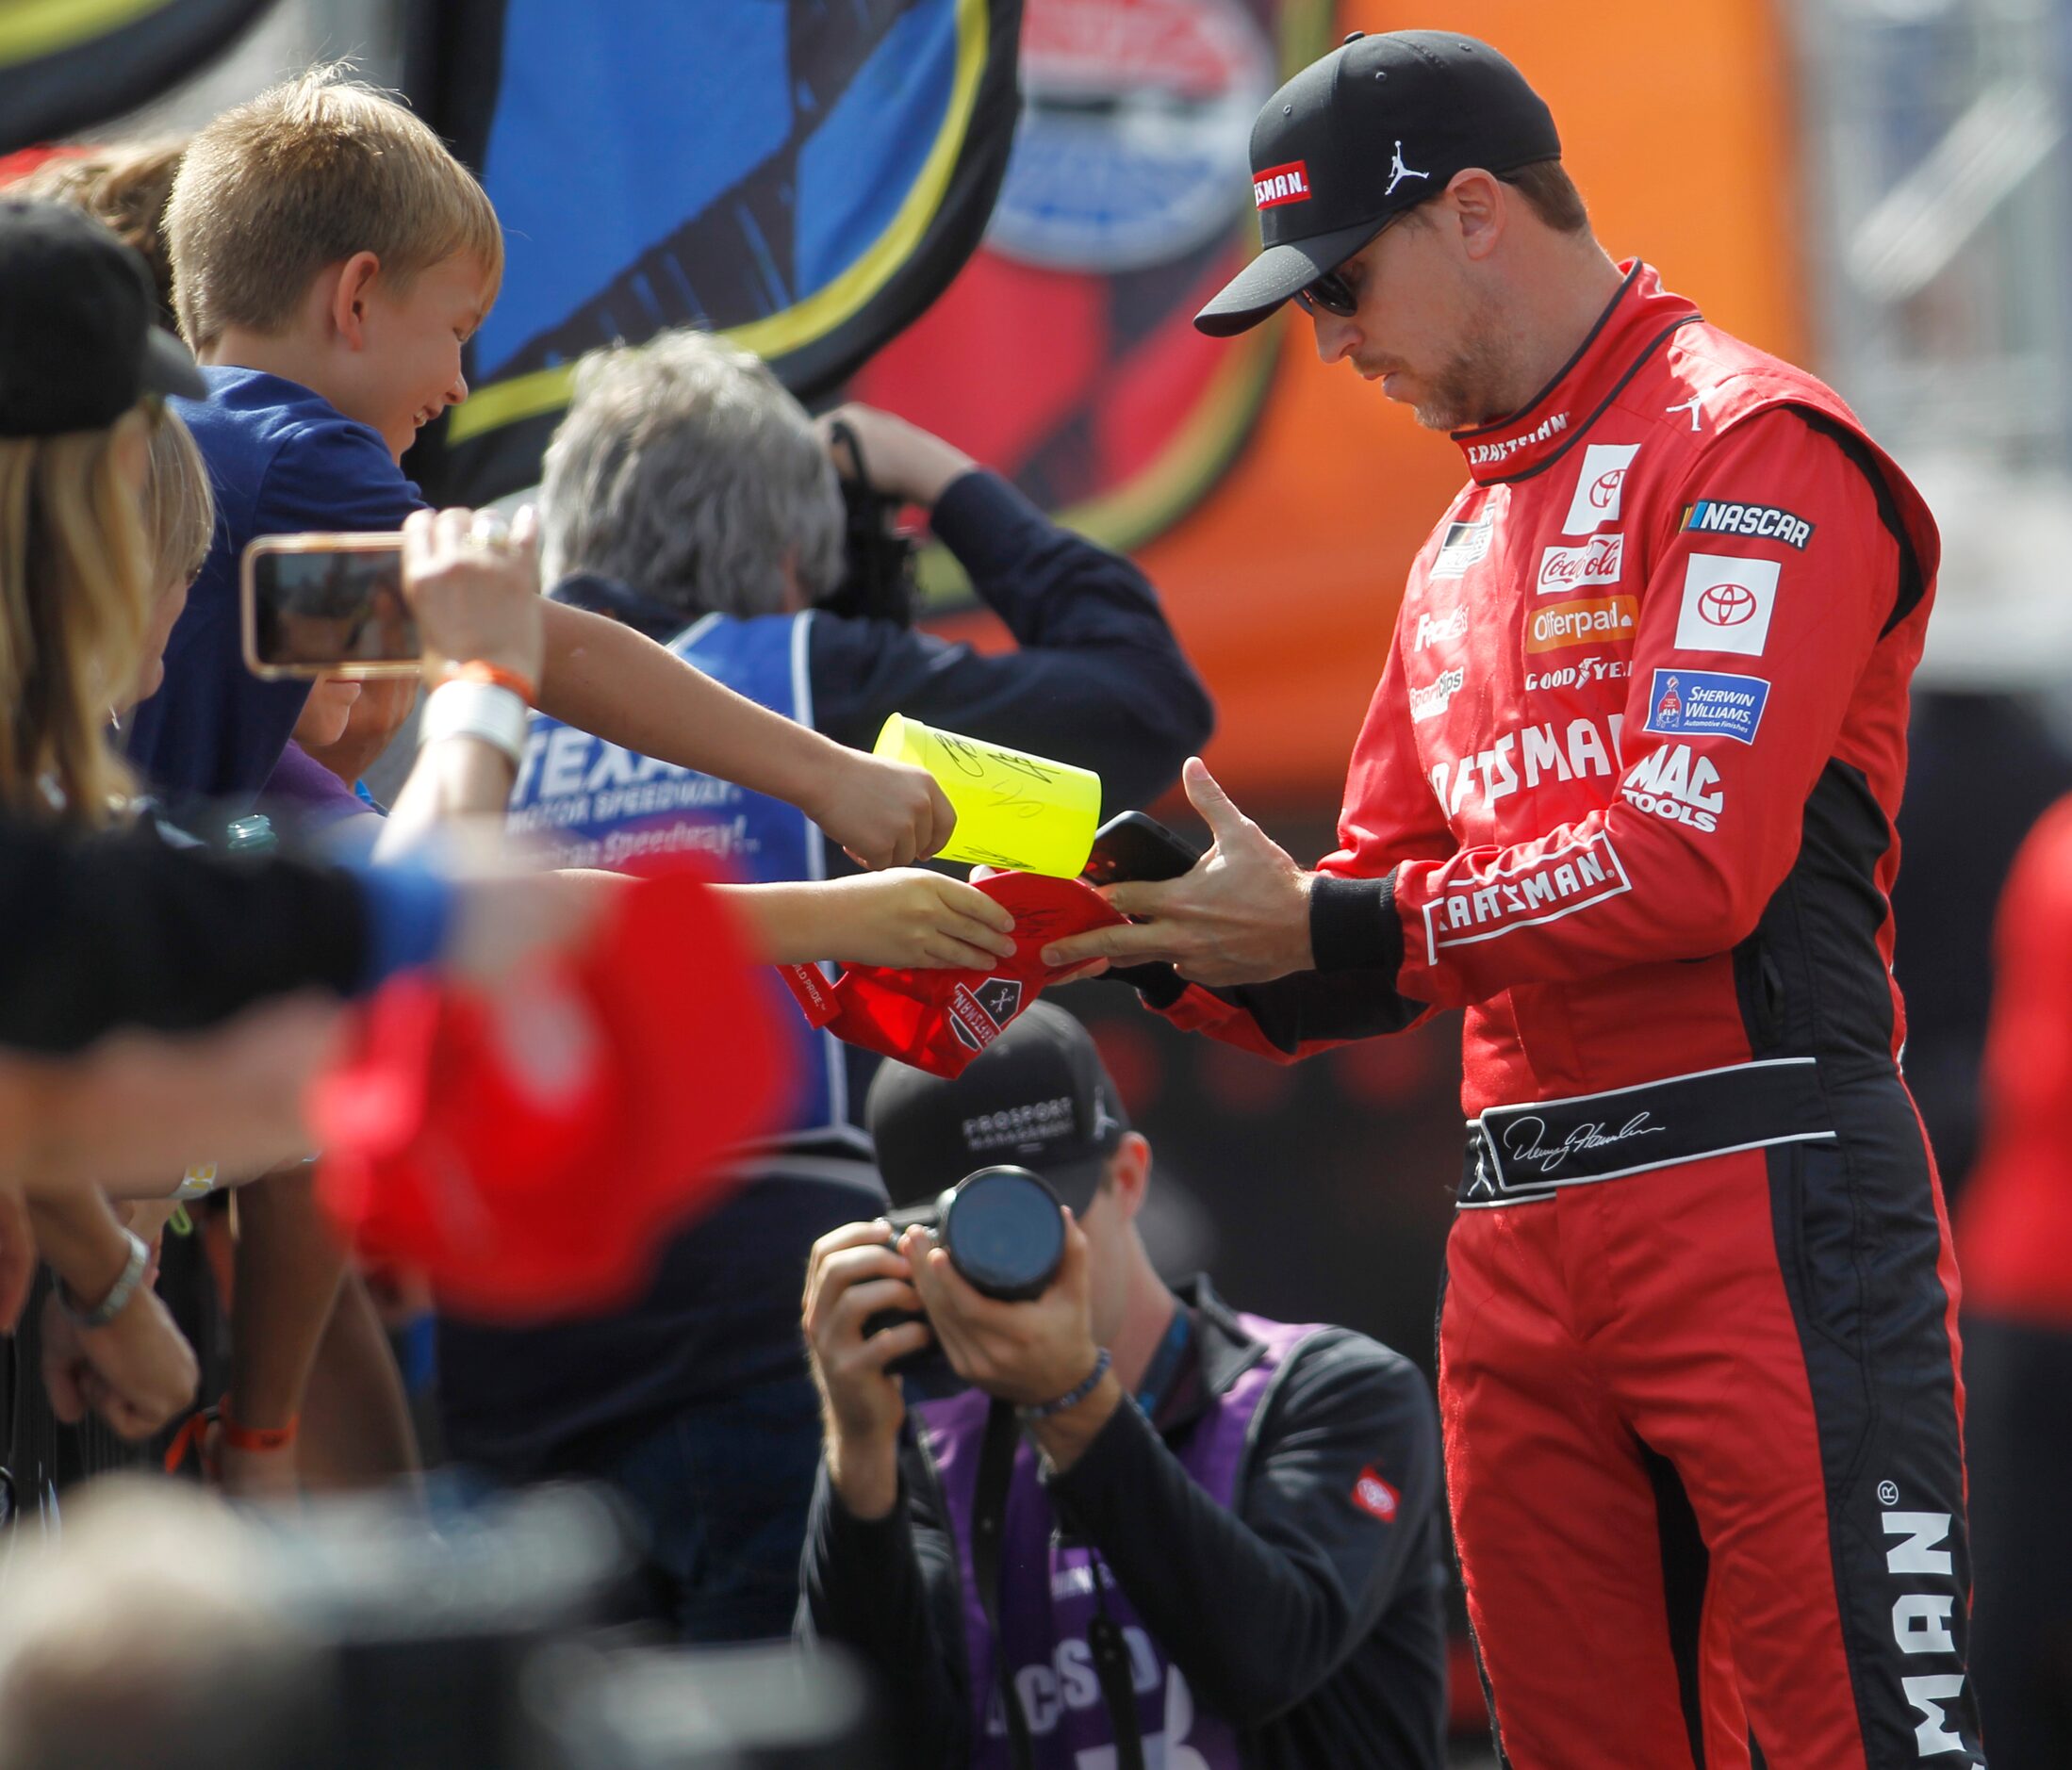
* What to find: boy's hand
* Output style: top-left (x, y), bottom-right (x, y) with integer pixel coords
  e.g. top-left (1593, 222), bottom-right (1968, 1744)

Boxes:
top-left (816, 870), bottom-right (1015, 969)
top-left (809, 749), bottom-right (957, 870)
top-left (403, 505), bottom-right (545, 687)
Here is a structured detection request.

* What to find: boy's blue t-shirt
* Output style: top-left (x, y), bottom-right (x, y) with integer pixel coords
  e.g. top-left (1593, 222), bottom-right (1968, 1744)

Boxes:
top-left (126, 368), bottom-right (426, 804)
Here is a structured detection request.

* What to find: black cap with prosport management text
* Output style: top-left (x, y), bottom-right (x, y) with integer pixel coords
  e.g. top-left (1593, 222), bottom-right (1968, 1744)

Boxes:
top-left (1196, 30), bottom-right (1561, 337)
top-left (866, 1003), bottom-right (1131, 1216)
top-left (0, 197), bottom-right (207, 438)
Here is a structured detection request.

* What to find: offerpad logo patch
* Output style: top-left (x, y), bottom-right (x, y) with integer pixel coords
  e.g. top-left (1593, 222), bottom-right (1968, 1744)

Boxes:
top-left (1674, 552), bottom-right (1780, 657)
top-left (1562, 442), bottom-right (1640, 534)
top-left (1253, 160), bottom-right (1310, 209)
top-left (1352, 1467), bottom-right (1400, 1522)
top-left (1526, 596), bottom-right (1638, 653)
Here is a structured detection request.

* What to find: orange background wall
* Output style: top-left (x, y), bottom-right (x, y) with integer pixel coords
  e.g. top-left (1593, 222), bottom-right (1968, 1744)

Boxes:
top-left (949, 0), bottom-right (1809, 808)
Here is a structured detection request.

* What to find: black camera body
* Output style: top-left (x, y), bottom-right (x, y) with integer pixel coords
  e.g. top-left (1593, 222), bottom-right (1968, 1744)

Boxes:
top-left (818, 418), bottom-right (918, 627)
top-left (866, 1167), bottom-right (1067, 1384)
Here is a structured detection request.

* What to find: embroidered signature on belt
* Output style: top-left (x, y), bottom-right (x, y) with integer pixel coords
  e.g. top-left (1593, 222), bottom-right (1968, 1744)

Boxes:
top-left (1499, 1112), bottom-right (1665, 1177)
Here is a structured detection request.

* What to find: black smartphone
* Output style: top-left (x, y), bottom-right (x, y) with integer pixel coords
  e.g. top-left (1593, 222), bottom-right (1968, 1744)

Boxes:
top-left (1083, 811), bottom-right (1202, 886)
top-left (240, 533), bottom-right (419, 679)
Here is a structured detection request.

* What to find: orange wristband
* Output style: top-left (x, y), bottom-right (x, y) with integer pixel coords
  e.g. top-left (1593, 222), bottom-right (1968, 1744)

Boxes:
top-left (218, 1398), bottom-right (298, 1453)
top-left (446, 660), bottom-right (537, 707)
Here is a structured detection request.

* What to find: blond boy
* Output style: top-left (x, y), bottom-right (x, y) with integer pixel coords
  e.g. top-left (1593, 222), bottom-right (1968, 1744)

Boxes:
top-left (128, 68), bottom-right (950, 869)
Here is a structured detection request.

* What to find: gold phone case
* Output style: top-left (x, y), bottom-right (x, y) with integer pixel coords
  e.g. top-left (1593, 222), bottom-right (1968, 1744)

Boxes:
top-left (239, 532), bottom-right (419, 680)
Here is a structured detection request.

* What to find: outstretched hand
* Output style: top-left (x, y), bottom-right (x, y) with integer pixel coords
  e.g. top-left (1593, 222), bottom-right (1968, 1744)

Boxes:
top-left (813, 748), bottom-right (959, 871)
top-left (1040, 759), bottom-right (1315, 988)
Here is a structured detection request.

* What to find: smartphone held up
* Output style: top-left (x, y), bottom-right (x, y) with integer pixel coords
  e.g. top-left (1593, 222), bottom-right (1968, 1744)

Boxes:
top-left (240, 533), bottom-right (418, 680)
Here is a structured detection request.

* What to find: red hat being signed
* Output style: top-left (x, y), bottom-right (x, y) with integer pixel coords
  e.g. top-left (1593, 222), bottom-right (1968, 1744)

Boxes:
top-left (782, 871), bottom-right (1126, 1080)
top-left (309, 865), bottom-right (787, 1319)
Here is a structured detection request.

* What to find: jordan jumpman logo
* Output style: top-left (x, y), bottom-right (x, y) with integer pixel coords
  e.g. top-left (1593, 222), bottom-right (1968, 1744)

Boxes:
top-left (1665, 391), bottom-right (1706, 431)
top-left (1386, 139), bottom-right (1430, 197)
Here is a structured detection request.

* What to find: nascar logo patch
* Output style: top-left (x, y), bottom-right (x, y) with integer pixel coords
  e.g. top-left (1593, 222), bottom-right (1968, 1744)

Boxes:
top-left (1680, 500), bottom-right (1815, 549)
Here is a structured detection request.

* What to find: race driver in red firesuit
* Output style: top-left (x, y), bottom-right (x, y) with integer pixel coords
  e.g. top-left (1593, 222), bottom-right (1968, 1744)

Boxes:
top-left (1044, 31), bottom-right (1982, 1770)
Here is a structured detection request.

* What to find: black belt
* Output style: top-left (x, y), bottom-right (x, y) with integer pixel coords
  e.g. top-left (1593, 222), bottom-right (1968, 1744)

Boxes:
top-left (1459, 1057), bottom-right (1837, 1207)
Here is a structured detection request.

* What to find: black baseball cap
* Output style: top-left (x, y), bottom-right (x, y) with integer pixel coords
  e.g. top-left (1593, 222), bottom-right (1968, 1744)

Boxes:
top-left (866, 1003), bottom-right (1131, 1214)
top-left (1196, 31), bottom-right (1560, 337)
top-left (0, 197), bottom-right (207, 438)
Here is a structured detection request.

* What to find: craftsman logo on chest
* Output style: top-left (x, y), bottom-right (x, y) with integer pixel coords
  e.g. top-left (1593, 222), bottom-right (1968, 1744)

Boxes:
top-left (1430, 713), bottom-right (1624, 817)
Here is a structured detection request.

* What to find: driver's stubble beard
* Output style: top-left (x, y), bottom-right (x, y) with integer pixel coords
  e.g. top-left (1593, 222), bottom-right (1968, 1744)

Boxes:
top-left (1411, 285), bottom-right (1526, 434)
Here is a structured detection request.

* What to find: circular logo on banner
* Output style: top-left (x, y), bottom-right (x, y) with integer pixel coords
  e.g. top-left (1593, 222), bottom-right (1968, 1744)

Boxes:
top-left (1700, 582), bottom-right (1757, 626)
top-left (986, 0), bottom-right (1274, 273)
top-left (853, 0), bottom-right (1323, 566)
top-left (1589, 467), bottom-right (1627, 510)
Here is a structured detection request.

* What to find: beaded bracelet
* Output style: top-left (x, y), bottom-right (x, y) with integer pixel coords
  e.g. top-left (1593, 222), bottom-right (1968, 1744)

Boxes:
top-left (1018, 1347), bottom-right (1113, 1422)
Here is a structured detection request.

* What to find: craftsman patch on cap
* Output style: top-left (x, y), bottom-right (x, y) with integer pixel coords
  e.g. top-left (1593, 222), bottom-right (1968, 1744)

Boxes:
top-left (1253, 160), bottom-right (1312, 209)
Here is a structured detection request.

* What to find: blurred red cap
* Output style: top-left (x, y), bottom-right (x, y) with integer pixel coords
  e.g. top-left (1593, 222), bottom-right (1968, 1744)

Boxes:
top-left (309, 864), bottom-right (787, 1319)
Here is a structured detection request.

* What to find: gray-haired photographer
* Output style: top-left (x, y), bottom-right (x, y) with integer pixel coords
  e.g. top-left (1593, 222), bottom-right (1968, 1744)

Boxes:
top-left (434, 331), bottom-right (1213, 1645)
top-left (800, 1004), bottom-right (1448, 1770)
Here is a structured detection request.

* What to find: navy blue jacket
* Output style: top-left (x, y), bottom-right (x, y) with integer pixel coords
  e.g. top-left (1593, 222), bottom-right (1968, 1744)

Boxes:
top-left (436, 468), bottom-right (1214, 1480)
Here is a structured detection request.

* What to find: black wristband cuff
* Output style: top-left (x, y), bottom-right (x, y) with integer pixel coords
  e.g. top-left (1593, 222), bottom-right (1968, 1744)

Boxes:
top-left (1308, 871), bottom-right (1405, 977)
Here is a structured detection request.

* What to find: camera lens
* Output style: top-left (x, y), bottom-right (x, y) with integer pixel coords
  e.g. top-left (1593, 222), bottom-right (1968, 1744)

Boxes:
top-left (940, 1167), bottom-right (1065, 1302)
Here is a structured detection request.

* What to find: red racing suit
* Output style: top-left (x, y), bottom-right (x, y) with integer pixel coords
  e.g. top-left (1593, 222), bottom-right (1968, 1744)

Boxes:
top-left (1133, 266), bottom-right (1982, 1767)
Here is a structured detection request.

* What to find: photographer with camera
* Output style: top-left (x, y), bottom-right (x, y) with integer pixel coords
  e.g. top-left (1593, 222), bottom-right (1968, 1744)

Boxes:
top-left (801, 1005), bottom-right (1446, 1770)
top-left (436, 331), bottom-right (1211, 1644)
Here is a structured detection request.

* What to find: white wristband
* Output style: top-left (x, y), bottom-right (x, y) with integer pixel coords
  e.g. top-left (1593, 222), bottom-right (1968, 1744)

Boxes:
top-left (420, 678), bottom-right (530, 766)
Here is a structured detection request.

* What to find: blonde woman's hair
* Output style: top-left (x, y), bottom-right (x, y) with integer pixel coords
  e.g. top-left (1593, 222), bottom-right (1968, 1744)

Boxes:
top-left (0, 405), bottom-right (156, 827)
top-left (142, 407), bottom-right (214, 592)
top-left (167, 63), bottom-right (502, 350)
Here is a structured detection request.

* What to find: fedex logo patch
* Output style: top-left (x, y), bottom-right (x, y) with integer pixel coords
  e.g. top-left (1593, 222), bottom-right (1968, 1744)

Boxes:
top-left (1254, 161), bottom-right (1311, 209)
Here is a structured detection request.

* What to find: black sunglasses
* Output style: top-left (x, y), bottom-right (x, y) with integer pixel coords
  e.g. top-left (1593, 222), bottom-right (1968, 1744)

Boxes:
top-left (1291, 211), bottom-right (1409, 319)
